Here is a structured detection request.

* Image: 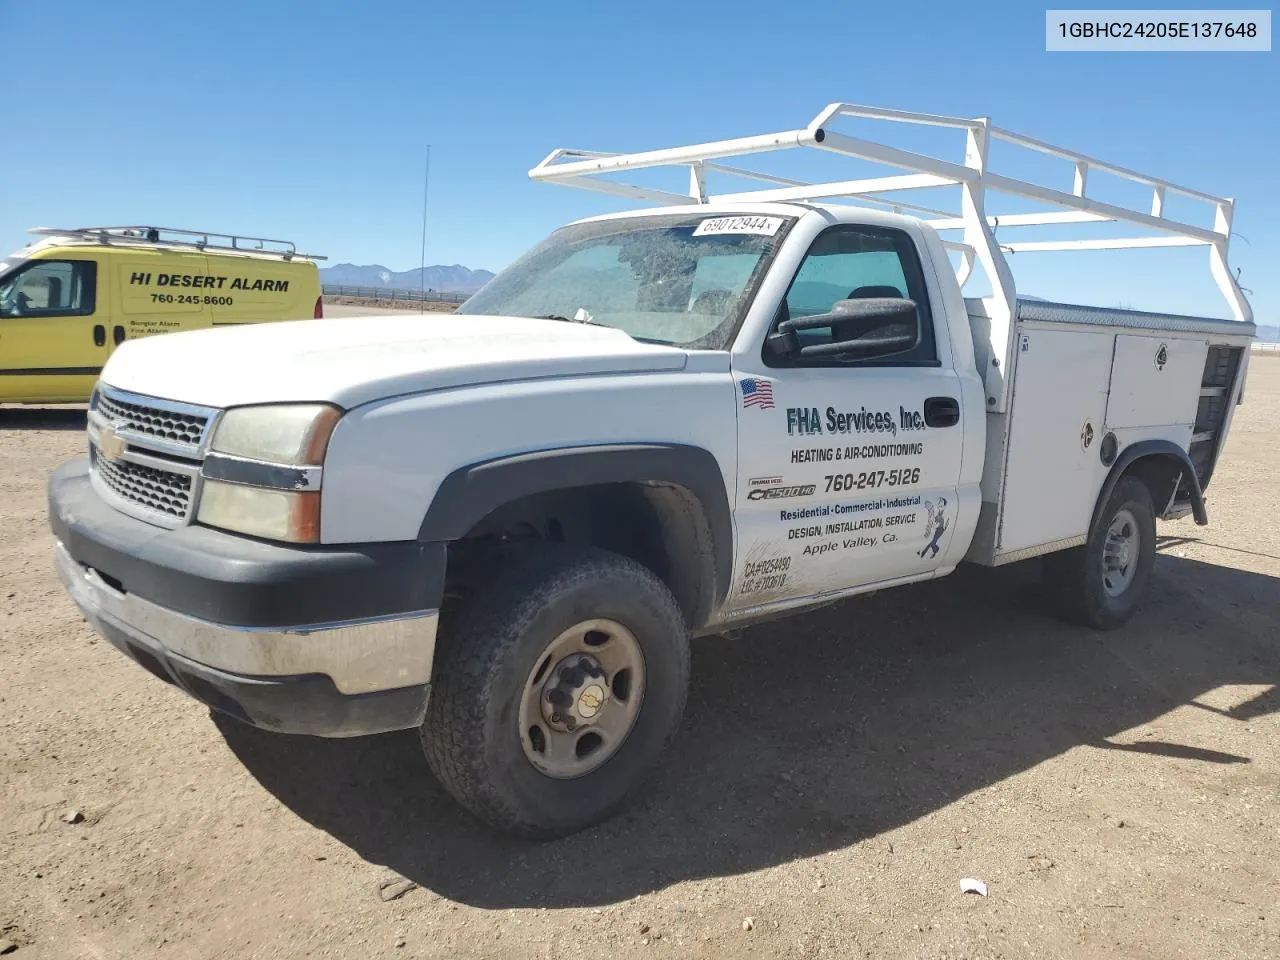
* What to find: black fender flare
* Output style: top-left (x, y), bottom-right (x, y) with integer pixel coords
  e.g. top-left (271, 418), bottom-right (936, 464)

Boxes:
top-left (1092, 439), bottom-right (1207, 530)
top-left (418, 443), bottom-right (734, 604)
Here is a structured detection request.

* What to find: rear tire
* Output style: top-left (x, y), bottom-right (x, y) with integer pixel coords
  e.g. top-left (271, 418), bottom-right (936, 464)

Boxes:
top-left (1043, 475), bottom-right (1156, 630)
top-left (420, 542), bottom-right (690, 839)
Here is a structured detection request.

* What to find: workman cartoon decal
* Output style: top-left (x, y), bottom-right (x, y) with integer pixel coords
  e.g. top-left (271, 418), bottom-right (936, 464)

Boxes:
top-left (920, 497), bottom-right (948, 559)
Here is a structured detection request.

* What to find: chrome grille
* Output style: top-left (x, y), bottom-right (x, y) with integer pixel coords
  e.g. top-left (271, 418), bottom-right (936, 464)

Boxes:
top-left (92, 449), bottom-right (194, 519)
top-left (88, 385), bottom-right (219, 527)
top-left (95, 390), bottom-right (210, 450)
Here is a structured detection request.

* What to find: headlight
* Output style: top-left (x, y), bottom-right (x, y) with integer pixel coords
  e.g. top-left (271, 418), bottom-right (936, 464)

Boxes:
top-left (197, 403), bottom-right (342, 543)
top-left (210, 403), bottom-right (341, 465)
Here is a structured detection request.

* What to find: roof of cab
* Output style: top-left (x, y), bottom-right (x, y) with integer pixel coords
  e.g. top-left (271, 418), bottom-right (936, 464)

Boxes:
top-left (565, 201), bottom-right (926, 232)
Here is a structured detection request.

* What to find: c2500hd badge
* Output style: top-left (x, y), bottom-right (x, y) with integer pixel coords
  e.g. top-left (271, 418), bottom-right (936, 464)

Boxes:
top-left (747, 484), bottom-right (816, 501)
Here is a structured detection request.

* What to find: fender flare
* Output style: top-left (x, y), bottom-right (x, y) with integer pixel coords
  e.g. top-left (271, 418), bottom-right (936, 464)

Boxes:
top-left (1093, 439), bottom-right (1207, 530)
top-left (418, 443), bottom-right (734, 603)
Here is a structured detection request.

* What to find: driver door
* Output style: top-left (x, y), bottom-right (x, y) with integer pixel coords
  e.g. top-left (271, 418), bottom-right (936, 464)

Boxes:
top-left (726, 224), bottom-right (965, 610)
top-left (0, 257), bottom-right (107, 402)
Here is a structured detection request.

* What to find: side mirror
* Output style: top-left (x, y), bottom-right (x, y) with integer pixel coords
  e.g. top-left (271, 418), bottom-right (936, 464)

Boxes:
top-left (768, 297), bottom-right (920, 361)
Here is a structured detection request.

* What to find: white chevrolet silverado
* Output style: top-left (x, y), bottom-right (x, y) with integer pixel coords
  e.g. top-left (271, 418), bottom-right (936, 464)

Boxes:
top-left (49, 104), bottom-right (1256, 838)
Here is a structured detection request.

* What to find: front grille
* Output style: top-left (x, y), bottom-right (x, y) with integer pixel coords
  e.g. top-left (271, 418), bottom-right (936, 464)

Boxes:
top-left (95, 390), bottom-right (210, 449)
top-left (92, 448), bottom-right (194, 520)
top-left (87, 385), bottom-right (219, 527)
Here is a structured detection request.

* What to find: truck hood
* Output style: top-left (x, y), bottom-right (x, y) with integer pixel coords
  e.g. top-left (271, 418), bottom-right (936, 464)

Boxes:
top-left (99, 314), bottom-right (689, 409)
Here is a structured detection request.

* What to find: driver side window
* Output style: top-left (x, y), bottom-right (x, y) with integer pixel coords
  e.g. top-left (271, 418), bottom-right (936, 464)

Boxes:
top-left (0, 259), bottom-right (97, 318)
top-left (773, 226), bottom-right (937, 367)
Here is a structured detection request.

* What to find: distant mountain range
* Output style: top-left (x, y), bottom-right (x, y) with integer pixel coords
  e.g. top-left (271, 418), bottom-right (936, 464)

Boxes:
top-left (320, 263), bottom-right (495, 294)
top-left (1255, 324), bottom-right (1280, 342)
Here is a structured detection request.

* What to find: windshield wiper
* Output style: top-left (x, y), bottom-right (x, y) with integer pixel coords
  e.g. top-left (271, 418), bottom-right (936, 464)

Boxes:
top-left (530, 311), bottom-right (670, 346)
top-left (533, 307), bottom-right (603, 326)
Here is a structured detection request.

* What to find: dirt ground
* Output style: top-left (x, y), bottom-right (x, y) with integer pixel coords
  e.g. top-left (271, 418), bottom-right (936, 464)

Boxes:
top-left (2, 358), bottom-right (1278, 960)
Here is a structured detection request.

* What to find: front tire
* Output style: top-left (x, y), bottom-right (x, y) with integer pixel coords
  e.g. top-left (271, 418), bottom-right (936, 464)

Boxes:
top-left (420, 543), bottom-right (690, 839)
top-left (1043, 475), bottom-right (1157, 630)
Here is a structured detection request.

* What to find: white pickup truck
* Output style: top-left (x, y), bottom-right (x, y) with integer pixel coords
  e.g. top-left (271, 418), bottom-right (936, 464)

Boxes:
top-left (48, 104), bottom-right (1255, 838)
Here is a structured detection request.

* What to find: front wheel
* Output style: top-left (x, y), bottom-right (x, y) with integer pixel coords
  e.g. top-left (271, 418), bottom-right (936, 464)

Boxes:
top-left (1043, 475), bottom-right (1157, 630)
top-left (420, 543), bottom-right (690, 839)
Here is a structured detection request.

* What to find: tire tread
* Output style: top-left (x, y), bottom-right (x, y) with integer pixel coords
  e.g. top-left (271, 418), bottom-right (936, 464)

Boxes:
top-left (420, 542), bottom-right (689, 838)
top-left (1043, 476), bottom-right (1156, 631)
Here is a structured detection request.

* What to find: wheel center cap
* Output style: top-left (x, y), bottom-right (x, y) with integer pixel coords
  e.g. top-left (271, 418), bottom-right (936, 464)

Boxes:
top-left (578, 683), bottom-right (606, 719)
top-left (540, 652), bottom-right (609, 731)
top-left (1106, 533), bottom-right (1132, 570)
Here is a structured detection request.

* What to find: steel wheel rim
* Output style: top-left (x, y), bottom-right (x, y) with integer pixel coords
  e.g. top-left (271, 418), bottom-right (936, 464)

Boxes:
top-left (1101, 508), bottom-right (1140, 597)
top-left (518, 618), bottom-right (646, 779)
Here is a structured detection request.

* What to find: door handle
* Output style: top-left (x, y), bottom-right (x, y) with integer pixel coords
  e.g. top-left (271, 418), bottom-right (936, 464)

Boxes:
top-left (93, 324), bottom-right (106, 347)
top-left (924, 396), bottom-right (960, 428)
top-left (112, 325), bottom-right (126, 346)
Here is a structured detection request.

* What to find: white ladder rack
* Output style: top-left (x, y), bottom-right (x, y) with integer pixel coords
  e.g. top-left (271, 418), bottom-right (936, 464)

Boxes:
top-left (529, 102), bottom-right (1252, 412)
top-left (29, 225), bottom-right (327, 261)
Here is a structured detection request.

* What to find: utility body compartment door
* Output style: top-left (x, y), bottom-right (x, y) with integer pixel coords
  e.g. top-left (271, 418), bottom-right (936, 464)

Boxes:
top-left (1105, 334), bottom-right (1207, 429)
top-left (726, 223), bottom-right (966, 611)
top-left (996, 328), bottom-right (1114, 556)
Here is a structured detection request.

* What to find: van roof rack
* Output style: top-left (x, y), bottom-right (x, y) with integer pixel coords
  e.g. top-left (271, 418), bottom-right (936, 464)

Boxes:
top-left (28, 226), bottom-right (327, 261)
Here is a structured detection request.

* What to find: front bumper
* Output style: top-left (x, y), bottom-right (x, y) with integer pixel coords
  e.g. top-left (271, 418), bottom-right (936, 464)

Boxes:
top-left (49, 459), bottom-right (445, 738)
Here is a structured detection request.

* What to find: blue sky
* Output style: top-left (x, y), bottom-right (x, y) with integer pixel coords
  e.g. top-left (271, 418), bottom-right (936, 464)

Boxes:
top-left (0, 0), bottom-right (1274, 323)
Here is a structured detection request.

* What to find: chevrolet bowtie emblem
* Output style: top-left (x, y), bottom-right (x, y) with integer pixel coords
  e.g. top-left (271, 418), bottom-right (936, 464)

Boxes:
top-left (98, 424), bottom-right (126, 462)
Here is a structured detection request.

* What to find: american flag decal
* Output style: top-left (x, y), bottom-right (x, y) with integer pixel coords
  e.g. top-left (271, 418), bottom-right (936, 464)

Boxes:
top-left (739, 377), bottom-right (774, 410)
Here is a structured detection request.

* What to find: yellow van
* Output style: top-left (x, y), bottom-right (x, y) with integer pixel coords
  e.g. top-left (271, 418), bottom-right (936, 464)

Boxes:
top-left (0, 226), bottom-right (326, 403)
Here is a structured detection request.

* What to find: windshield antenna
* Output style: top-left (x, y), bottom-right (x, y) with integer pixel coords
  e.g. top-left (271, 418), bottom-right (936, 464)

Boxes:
top-left (419, 144), bottom-right (431, 315)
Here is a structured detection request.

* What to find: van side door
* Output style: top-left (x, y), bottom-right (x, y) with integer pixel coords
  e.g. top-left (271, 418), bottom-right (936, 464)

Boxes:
top-left (726, 223), bottom-right (965, 609)
top-left (114, 251), bottom-right (215, 346)
top-left (0, 256), bottom-right (107, 402)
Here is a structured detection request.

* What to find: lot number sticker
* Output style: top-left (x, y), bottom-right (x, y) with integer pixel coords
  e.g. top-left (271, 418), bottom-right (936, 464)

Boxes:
top-left (692, 216), bottom-right (783, 237)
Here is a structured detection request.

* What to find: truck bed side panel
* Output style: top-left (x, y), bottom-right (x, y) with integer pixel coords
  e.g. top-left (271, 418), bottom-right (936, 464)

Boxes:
top-left (966, 298), bottom-right (1253, 565)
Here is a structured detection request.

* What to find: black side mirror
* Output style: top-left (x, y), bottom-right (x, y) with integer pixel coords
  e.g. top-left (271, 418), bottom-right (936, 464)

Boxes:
top-left (768, 297), bottom-right (920, 361)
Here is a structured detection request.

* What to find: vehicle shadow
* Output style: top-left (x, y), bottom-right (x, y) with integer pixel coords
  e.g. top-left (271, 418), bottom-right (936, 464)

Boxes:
top-left (216, 549), bottom-right (1280, 909)
top-left (0, 407), bottom-right (87, 431)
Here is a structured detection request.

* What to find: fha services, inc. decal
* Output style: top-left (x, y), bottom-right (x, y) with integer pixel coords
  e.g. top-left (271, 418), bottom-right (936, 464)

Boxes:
top-left (786, 404), bottom-right (929, 437)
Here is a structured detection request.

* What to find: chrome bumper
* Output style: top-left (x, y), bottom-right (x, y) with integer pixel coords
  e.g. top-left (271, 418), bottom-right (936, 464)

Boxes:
top-left (54, 538), bottom-right (438, 696)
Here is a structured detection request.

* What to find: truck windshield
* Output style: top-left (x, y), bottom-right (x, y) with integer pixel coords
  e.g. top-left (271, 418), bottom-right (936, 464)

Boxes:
top-left (456, 213), bottom-right (795, 349)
